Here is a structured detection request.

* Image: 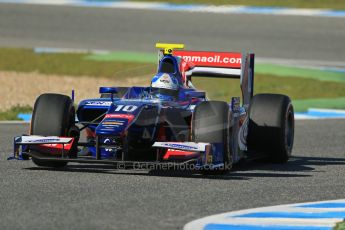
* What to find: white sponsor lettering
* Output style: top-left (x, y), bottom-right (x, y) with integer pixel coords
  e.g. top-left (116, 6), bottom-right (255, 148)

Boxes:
top-left (153, 142), bottom-right (209, 152)
top-left (86, 101), bottom-right (112, 106)
top-left (180, 56), bottom-right (241, 65)
top-left (191, 56), bottom-right (201, 62)
top-left (16, 136), bottom-right (73, 144)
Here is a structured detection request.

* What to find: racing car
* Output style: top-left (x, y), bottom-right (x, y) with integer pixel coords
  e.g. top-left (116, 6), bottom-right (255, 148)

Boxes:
top-left (12, 43), bottom-right (294, 174)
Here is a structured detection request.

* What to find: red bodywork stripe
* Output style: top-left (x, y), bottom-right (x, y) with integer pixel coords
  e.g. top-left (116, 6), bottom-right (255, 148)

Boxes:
top-left (33, 138), bottom-right (74, 156)
top-left (163, 148), bottom-right (200, 160)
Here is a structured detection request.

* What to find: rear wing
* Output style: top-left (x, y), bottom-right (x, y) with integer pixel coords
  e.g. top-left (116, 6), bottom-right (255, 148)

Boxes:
top-left (173, 50), bottom-right (255, 106)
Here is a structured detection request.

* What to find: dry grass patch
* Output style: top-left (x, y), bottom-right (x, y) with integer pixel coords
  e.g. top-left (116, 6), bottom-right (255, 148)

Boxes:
top-left (0, 71), bottom-right (151, 111)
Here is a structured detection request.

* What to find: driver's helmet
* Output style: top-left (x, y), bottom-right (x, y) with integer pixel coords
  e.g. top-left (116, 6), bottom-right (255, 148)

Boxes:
top-left (150, 73), bottom-right (179, 101)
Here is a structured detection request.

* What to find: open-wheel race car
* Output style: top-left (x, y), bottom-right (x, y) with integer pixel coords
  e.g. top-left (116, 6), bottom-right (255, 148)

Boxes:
top-left (12, 43), bottom-right (294, 174)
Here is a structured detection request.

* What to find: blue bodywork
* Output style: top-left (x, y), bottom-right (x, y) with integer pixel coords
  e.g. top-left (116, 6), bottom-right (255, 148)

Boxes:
top-left (11, 53), bottom-right (239, 170)
top-left (75, 54), bottom-right (221, 165)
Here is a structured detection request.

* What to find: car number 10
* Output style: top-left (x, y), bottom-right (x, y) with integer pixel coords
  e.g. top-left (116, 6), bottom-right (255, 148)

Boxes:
top-left (115, 105), bottom-right (138, 112)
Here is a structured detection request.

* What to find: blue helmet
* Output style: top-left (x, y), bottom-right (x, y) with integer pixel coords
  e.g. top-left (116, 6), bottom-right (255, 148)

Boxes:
top-left (151, 73), bottom-right (179, 101)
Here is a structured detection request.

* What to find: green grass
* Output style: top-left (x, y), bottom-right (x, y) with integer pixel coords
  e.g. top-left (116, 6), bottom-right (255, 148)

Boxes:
top-left (132, 0), bottom-right (345, 10)
top-left (193, 75), bottom-right (345, 111)
top-left (293, 97), bottom-right (345, 112)
top-left (0, 48), bottom-right (156, 78)
top-left (86, 51), bottom-right (157, 63)
top-left (256, 64), bottom-right (345, 83)
top-left (334, 221), bottom-right (345, 230)
top-left (0, 105), bottom-right (32, 121)
top-left (2, 47), bottom-right (345, 101)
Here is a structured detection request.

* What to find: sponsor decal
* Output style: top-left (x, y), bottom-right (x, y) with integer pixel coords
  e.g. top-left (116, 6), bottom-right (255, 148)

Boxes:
top-left (102, 137), bottom-right (117, 145)
top-left (104, 148), bottom-right (116, 152)
top-left (40, 143), bottom-right (73, 149)
top-left (105, 114), bottom-right (134, 120)
top-left (154, 142), bottom-right (209, 152)
top-left (28, 139), bottom-right (60, 143)
top-left (163, 148), bottom-right (199, 160)
top-left (103, 114), bottom-right (135, 126)
top-left (29, 138), bottom-right (75, 155)
top-left (86, 101), bottom-right (112, 106)
top-left (101, 127), bottom-right (116, 130)
top-left (102, 121), bottom-right (124, 126)
top-left (162, 143), bottom-right (198, 150)
top-left (173, 50), bottom-right (242, 68)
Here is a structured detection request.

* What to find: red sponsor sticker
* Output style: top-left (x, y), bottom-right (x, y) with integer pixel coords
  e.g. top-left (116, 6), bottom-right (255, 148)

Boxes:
top-left (173, 50), bottom-right (242, 68)
top-left (33, 138), bottom-right (75, 156)
top-left (104, 114), bottom-right (135, 123)
top-left (163, 148), bottom-right (200, 160)
top-left (39, 143), bottom-right (73, 151)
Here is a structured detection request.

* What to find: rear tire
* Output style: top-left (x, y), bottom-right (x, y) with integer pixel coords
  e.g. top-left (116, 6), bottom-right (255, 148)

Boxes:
top-left (30, 93), bottom-right (75, 168)
top-left (192, 101), bottom-right (231, 174)
top-left (247, 94), bottom-right (294, 163)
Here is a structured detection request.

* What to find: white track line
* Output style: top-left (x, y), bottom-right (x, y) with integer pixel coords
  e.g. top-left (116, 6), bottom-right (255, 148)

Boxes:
top-left (184, 199), bottom-right (345, 230)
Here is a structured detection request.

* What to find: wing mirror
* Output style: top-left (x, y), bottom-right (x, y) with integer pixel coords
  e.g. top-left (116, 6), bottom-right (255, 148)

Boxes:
top-left (99, 87), bottom-right (118, 100)
top-left (99, 87), bottom-right (118, 94)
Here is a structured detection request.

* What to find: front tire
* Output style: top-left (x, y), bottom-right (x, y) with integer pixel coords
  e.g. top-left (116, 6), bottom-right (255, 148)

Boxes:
top-left (30, 93), bottom-right (75, 168)
top-left (192, 101), bottom-right (231, 174)
top-left (247, 94), bottom-right (294, 163)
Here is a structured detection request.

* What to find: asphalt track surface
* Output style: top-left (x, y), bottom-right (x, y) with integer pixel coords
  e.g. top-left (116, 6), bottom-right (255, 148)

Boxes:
top-left (0, 3), bottom-right (345, 230)
top-left (0, 120), bottom-right (345, 230)
top-left (0, 3), bottom-right (345, 63)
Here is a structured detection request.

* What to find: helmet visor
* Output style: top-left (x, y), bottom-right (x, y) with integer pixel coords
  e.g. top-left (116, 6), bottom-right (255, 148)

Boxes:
top-left (151, 87), bottom-right (179, 99)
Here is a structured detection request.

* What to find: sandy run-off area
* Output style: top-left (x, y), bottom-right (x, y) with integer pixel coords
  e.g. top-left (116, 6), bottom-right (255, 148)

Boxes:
top-left (0, 71), bottom-right (150, 111)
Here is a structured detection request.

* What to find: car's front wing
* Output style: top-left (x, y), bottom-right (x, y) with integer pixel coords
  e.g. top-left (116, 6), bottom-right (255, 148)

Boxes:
top-left (10, 135), bottom-right (228, 170)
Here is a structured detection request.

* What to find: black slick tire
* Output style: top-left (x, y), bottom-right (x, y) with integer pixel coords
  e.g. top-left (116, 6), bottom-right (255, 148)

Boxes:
top-left (247, 93), bottom-right (294, 163)
top-left (30, 93), bottom-right (75, 168)
top-left (192, 101), bottom-right (231, 174)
